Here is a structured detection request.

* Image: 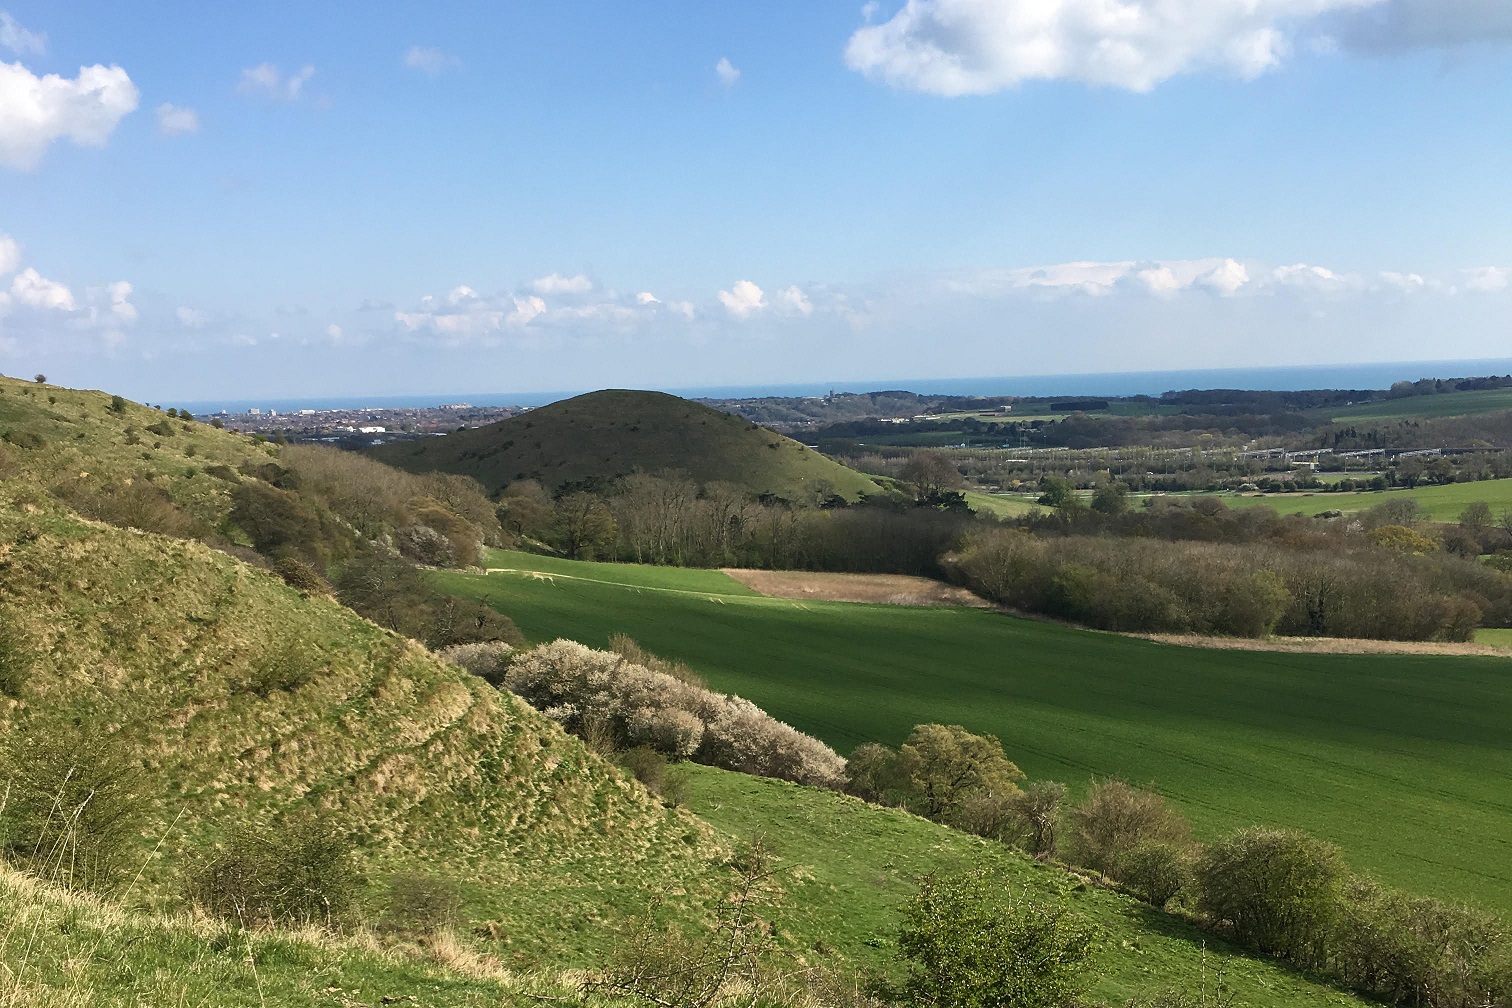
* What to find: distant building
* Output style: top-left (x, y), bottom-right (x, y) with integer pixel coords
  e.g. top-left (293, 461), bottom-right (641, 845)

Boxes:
top-left (248, 408), bottom-right (262, 415)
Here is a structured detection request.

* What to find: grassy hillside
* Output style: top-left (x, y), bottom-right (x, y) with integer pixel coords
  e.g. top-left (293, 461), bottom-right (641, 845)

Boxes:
top-left (369, 389), bottom-right (881, 501)
top-left (0, 863), bottom-right (554, 1007)
top-left (1217, 478), bottom-right (1512, 520)
top-left (436, 550), bottom-right (1512, 915)
top-left (685, 767), bottom-right (1368, 1008)
top-left (1320, 389), bottom-right (1512, 422)
top-left (0, 484), bottom-right (730, 965)
top-left (0, 376), bottom-right (283, 531)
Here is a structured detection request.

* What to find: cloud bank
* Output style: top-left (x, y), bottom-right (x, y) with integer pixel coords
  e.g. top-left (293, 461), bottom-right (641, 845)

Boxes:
top-left (846, 0), bottom-right (1512, 94)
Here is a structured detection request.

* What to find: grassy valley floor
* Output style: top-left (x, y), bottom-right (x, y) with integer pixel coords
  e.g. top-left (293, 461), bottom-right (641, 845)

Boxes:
top-left (435, 551), bottom-right (1512, 916)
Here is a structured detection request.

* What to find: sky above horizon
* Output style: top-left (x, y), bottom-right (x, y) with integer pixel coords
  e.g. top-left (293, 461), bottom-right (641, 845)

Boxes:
top-left (1, 1), bottom-right (1510, 402)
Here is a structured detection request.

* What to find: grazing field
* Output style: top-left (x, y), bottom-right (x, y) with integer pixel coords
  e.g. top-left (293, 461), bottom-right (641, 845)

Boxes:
top-left (686, 767), bottom-right (1368, 1008)
top-left (1479, 628), bottom-right (1512, 647)
top-left (1214, 477), bottom-right (1512, 520)
top-left (435, 551), bottom-right (1512, 915)
top-left (1319, 388), bottom-right (1512, 422)
top-left (963, 489), bottom-right (1039, 517)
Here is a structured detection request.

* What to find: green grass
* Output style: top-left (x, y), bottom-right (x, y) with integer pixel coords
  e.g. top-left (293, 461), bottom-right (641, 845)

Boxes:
top-left (1320, 388), bottom-right (1512, 422)
top-left (1477, 628), bottom-right (1512, 646)
top-left (438, 550), bottom-right (1512, 917)
top-left (1215, 478), bottom-right (1512, 521)
top-left (963, 490), bottom-right (1039, 517)
top-left (370, 389), bottom-right (881, 501)
top-left (685, 766), bottom-right (1369, 1008)
top-left (0, 866), bottom-right (538, 1008)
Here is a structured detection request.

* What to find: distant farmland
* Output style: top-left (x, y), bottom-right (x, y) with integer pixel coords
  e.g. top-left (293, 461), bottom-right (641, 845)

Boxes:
top-left (1217, 476), bottom-right (1512, 521)
top-left (436, 550), bottom-right (1512, 915)
top-left (1319, 388), bottom-right (1512, 422)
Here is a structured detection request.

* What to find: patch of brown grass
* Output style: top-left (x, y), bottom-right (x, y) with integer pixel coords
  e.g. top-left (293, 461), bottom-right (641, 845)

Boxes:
top-left (721, 569), bottom-right (991, 608)
top-left (1131, 632), bottom-right (1512, 657)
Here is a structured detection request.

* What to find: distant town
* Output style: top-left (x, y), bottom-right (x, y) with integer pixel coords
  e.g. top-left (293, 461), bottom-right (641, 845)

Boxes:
top-left (195, 402), bottom-right (529, 448)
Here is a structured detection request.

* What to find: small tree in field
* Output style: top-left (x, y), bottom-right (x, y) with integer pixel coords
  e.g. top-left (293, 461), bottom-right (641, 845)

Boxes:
top-left (896, 724), bottom-right (1023, 821)
top-left (897, 869), bottom-right (1100, 1008)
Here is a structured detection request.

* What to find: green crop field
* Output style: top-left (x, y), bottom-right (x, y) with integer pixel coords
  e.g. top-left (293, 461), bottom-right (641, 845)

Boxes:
top-left (1320, 388), bottom-right (1512, 422)
top-left (435, 551), bottom-right (1512, 916)
top-left (1213, 477), bottom-right (1512, 521)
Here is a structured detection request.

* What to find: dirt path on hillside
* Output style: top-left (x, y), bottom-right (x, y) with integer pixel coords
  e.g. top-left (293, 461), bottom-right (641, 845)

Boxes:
top-left (720, 569), bottom-right (992, 608)
top-left (1131, 633), bottom-right (1512, 657)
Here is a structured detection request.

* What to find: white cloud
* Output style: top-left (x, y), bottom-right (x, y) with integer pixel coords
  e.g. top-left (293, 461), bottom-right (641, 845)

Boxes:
top-left (0, 12), bottom-right (45, 55)
top-left (779, 285), bottom-right (814, 315)
top-left (719, 280), bottom-right (766, 317)
top-left (1271, 263), bottom-right (1346, 290)
top-left (1464, 266), bottom-right (1509, 293)
top-left (0, 61), bottom-right (139, 170)
top-left (10, 267), bottom-right (74, 310)
top-left (845, 0), bottom-right (1382, 94)
top-left (1135, 264), bottom-right (1183, 296)
top-left (531, 272), bottom-right (594, 295)
top-left (176, 306), bottom-right (208, 327)
top-left (155, 103), bottom-right (199, 135)
top-left (326, 323), bottom-right (344, 340)
top-left (238, 63), bottom-right (315, 101)
top-left (636, 291), bottom-right (660, 305)
top-left (403, 46), bottom-right (458, 75)
top-left (105, 280), bottom-right (135, 322)
top-left (0, 235), bottom-right (19, 275)
top-left (715, 56), bottom-right (741, 87)
top-left (1198, 258), bottom-right (1250, 295)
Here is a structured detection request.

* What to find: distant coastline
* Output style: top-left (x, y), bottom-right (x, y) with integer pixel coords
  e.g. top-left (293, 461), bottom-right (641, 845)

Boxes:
top-left (175, 356), bottom-right (1512, 415)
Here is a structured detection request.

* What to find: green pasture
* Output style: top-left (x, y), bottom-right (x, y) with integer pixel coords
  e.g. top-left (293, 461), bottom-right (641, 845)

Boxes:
top-left (1213, 477), bottom-right (1512, 521)
top-left (1478, 628), bottom-right (1512, 647)
top-left (1320, 388), bottom-right (1512, 422)
top-left (687, 767), bottom-right (1368, 1008)
top-left (963, 490), bottom-right (1038, 517)
top-left (435, 550), bottom-right (1512, 916)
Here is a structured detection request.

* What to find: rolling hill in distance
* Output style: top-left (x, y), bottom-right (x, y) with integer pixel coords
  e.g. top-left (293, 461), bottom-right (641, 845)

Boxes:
top-left (367, 389), bottom-right (882, 501)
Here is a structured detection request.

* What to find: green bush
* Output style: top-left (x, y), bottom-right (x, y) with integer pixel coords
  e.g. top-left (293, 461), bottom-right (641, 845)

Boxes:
top-left (379, 873), bottom-right (464, 936)
top-left (1331, 875), bottom-right (1511, 1008)
top-left (1067, 779), bottom-right (1190, 878)
top-left (191, 816), bottom-right (360, 929)
top-left (2, 429), bottom-right (45, 450)
top-left (1196, 827), bottom-right (1345, 965)
top-left (0, 618), bottom-right (29, 698)
top-left (1116, 839), bottom-right (1195, 909)
top-left (0, 727), bottom-right (145, 892)
top-left (896, 869), bottom-right (1100, 1008)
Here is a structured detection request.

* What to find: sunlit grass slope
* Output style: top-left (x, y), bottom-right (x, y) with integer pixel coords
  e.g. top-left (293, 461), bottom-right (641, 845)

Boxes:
top-left (0, 492), bottom-right (728, 965)
top-left (684, 766), bottom-right (1368, 1008)
top-left (0, 864), bottom-right (545, 1008)
top-left (438, 550), bottom-right (1512, 915)
top-left (369, 389), bottom-right (881, 500)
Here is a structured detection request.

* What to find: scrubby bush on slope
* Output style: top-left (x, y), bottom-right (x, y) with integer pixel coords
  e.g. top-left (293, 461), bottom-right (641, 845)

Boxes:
top-left (501, 640), bottom-right (846, 788)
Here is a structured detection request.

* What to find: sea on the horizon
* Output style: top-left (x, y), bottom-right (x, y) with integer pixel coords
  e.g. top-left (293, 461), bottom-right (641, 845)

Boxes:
top-left (177, 357), bottom-right (1512, 416)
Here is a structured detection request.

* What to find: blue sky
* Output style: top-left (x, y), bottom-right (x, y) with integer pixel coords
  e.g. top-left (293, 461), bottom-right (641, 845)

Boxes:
top-left (1, 1), bottom-right (1510, 401)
